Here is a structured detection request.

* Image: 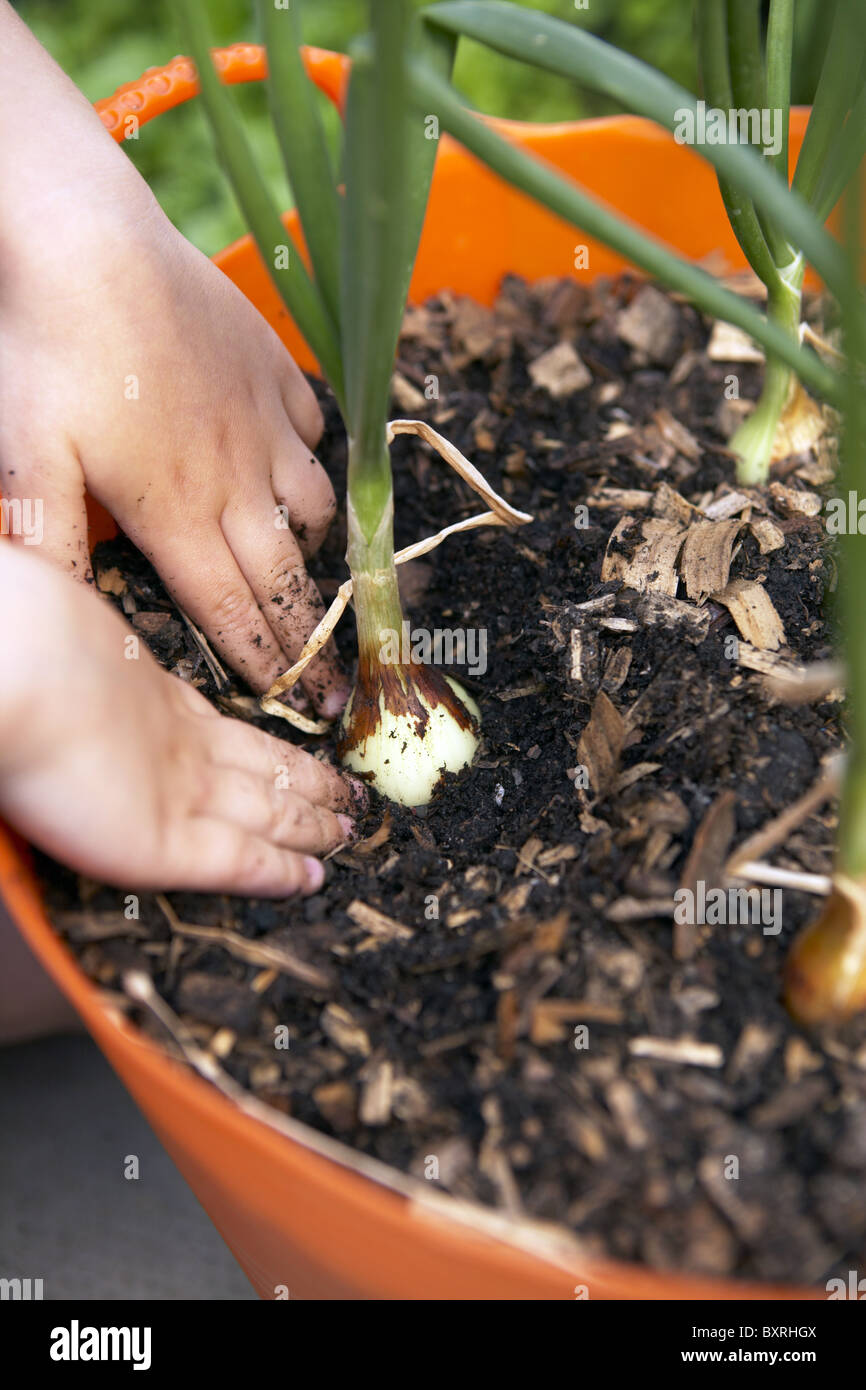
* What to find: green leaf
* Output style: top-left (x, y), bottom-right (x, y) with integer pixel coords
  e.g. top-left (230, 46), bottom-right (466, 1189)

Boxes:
top-left (765, 0), bottom-right (794, 179)
top-left (422, 1), bottom-right (849, 300)
top-left (812, 82), bottom-right (866, 222)
top-left (837, 161), bottom-right (866, 873)
top-left (696, 0), bottom-right (781, 288)
top-left (793, 0), bottom-right (863, 207)
top-left (176, 0), bottom-right (343, 398)
top-left (408, 55), bottom-right (843, 406)
top-left (340, 7), bottom-right (414, 536)
top-left (726, 0), bottom-right (767, 124)
top-left (256, 0), bottom-right (342, 332)
top-left (340, 4), bottom-right (454, 542)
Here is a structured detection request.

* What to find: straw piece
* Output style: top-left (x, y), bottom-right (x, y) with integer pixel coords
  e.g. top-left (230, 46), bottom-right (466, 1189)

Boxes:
top-left (260, 419), bottom-right (533, 727)
top-left (385, 418), bottom-right (533, 528)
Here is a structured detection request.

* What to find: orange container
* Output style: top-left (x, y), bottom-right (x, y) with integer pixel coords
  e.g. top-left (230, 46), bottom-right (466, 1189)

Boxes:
top-left (1, 46), bottom-right (823, 1299)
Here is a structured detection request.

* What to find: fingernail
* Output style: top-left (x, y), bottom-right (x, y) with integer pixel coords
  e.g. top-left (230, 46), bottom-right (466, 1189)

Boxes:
top-left (346, 775), bottom-right (369, 812)
top-left (282, 685), bottom-right (312, 713)
top-left (337, 814), bottom-right (356, 842)
top-left (319, 683), bottom-right (352, 720)
top-left (304, 856), bottom-right (325, 891)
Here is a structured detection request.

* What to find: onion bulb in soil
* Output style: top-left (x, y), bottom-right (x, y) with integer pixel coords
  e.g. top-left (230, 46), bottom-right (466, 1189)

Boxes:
top-left (784, 875), bottom-right (866, 1025)
top-left (338, 657), bottom-right (480, 807)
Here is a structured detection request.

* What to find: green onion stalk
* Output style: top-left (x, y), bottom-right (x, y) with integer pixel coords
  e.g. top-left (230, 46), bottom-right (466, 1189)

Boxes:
top-left (421, 0), bottom-right (864, 485)
top-left (336, 10), bottom-right (479, 806)
top-left (179, 0), bottom-right (478, 806)
top-left (785, 161), bottom-right (866, 1025)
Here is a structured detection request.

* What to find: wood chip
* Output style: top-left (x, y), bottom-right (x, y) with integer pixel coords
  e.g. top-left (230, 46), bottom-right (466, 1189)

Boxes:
top-left (96, 567), bottom-right (127, 596)
top-left (154, 898), bottom-right (333, 993)
top-left (208, 1028), bottom-right (237, 1059)
top-left (679, 518), bottom-right (742, 604)
top-left (628, 1036), bottom-right (724, 1067)
top-left (634, 591), bottom-right (710, 644)
top-left (614, 761), bottom-right (662, 792)
top-left (358, 1059), bottom-right (395, 1126)
top-left (320, 1003), bottom-right (371, 1057)
top-left (391, 371), bottom-right (426, 413)
top-left (676, 790), bottom-right (737, 960)
top-left (605, 896), bottom-right (675, 922)
top-left (602, 515), bottom-right (687, 595)
top-left (577, 690), bottom-right (626, 800)
top-left (312, 1080), bottom-right (357, 1131)
top-left (768, 481), bottom-right (822, 518)
top-left (500, 880), bottom-right (534, 916)
top-left (727, 1022), bottom-right (779, 1083)
top-left (347, 812), bottom-right (392, 856)
top-left (748, 516), bottom-right (786, 553)
top-left (707, 321), bottom-right (763, 362)
top-left (532, 909), bottom-right (570, 953)
top-left (131, 611), bottom-right (176, 636)
top-left (592, 487), bottom-right (653, 510)
top-left (712, 578), bottom-right (785, 650)
top-left (750, 1076), bottom-right (828, 1129)
top-left (703, 490), bottom-right (753, 521)
top-left (346, 899), bottom-right (413, 942)
top-left (652, 410), bottom-right (702, 462)
top-left (605, 1079), bottom-right (649, 1149)
top-left (601, 646), bottom-right (633, 692)
top-left (699, 1156), bottom-right (766, 1241)
top-left (616, 285), bottom-right (679, 363)
top-left (569, 625), bottom-right (600, 688)
top-left (528, 341), bottom-right (592, 397)
top-left (531, 998), bottom-right (623, 1043)
top-left (734, 644), bottom-right (820, 690)
top-left (449, 296), bottom-right (510, 362)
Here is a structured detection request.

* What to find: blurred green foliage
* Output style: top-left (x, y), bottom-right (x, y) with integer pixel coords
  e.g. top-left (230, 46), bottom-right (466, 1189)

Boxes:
top-left (13, 0), bottom-right (828, 257)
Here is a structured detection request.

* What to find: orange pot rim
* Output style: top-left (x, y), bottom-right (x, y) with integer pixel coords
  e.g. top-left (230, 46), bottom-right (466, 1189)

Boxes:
top-left (0, 48), bottom-right (827, 1300)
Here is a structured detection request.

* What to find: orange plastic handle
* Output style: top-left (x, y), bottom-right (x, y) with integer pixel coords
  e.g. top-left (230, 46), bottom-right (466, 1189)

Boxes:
top-left (94, 42), bottom-right (349, 141)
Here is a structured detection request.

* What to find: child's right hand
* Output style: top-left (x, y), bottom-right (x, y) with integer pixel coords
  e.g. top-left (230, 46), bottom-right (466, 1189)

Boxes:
top-left (0, 545), bottom-right (362, 896)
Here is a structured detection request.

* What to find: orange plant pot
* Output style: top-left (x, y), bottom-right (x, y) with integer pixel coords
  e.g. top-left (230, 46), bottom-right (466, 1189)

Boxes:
top-left (1, 46), bottom-right (823, 1300)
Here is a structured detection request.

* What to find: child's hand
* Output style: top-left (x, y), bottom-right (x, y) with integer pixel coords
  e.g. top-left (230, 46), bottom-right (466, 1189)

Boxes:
top-left (0, 2), bottom-right (350, 718)
top-left (0, 210), bottom-right (350, 718)
top-left (0, 545), bottom-right (361, 895)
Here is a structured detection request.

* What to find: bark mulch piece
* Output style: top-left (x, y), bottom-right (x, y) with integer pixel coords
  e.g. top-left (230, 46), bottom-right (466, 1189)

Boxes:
top-left (39, 273), bottom-right (866, 1286)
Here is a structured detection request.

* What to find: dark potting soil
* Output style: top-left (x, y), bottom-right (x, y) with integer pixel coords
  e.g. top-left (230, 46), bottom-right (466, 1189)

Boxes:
top-left (39, 274), bottom-right (866, 1287)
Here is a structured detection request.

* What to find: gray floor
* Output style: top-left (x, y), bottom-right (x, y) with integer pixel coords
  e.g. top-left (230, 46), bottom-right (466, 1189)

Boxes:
top-left (0, 1033), bottom-right (256, 1301)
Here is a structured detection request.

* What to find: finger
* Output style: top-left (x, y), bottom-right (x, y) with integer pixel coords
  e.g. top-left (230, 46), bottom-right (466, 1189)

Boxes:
top-left (139, 523), bottom-right (297, 697)
top-left (270, 435), bottom-right (337, 560)
top-left (221, 498), bottom-right (351, 718)
top-left (204, 711), bottom-right (368, 814)
top-left (274, 350), bottom-right (324, 453)
top-left (199, 765), bottom-right (353, 854)
top-left (165, 817), bottom-right (325, 897)
top-left (0, 454), bottom-right (92, 582)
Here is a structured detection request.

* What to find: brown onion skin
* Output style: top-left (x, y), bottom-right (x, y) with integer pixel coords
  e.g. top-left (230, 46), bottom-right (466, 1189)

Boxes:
top-left (784, 884), bottom-right (866, 1026)
top-left (337, 654), bottom-right (477, 764)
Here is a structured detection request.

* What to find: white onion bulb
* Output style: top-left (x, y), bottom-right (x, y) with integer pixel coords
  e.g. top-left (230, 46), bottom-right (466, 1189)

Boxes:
top-left (339, 661), bottom-right (480, 806)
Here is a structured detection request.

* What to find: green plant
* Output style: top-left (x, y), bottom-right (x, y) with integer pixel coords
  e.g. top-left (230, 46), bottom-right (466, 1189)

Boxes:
top-left (416, 1), bottom-right (866, 1019)
top-left (177, 1), bottom-right (865, 1015)
top-left (784, 164), bottom-right (866, 1025)
top-left (178, 0), bottom-right (510, 806)
top-left (420, 0), bottom-right (865, 484)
